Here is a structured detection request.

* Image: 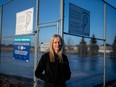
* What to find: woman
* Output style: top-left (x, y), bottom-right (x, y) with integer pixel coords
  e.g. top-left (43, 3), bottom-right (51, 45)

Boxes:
top-left (35, 34), bottom-right (71, 87)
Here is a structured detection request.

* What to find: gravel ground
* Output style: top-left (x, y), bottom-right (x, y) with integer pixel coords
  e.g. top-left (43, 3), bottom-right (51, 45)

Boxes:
top-left (0, 74), bottom-right (33, 87)
top-left (0, 73), bottom-right (116, 87)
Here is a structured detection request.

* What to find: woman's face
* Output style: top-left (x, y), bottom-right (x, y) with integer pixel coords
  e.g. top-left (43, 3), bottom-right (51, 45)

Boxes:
top-left (53, 37), bottom-right (62, 53)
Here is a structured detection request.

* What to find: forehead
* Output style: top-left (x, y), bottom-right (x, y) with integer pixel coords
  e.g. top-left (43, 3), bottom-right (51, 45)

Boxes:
top-left (53, 37), bottom-right (61, 41)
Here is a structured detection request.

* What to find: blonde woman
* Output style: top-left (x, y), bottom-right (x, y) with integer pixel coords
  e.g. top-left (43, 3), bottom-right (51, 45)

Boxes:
top-left (35, 34), bottom-right (71, 87)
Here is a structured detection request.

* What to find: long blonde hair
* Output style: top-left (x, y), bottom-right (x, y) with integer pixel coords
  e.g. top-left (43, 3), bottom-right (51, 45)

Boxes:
top-left (49, 34), bottom-right (63, 62)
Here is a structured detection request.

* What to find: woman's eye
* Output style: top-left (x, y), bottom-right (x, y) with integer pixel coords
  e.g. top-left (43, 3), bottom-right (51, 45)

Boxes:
top-left (54, 42), bottom-right (61, 44)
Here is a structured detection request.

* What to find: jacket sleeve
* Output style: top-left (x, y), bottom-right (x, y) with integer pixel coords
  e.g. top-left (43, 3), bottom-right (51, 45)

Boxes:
top-left (35, 55), bottom-right (47, 81)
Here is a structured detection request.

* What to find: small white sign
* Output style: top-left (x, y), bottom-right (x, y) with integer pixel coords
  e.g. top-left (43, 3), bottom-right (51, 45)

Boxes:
top-left (40, 42), bottom-right (50, 52)
top-left (15, 8), bottom-right (34, 35)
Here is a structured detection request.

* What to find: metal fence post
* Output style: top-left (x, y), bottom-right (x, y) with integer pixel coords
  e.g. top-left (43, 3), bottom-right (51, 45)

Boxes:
top-left (34, 0), bottom-right (40, 87)
top-left (103, 1), bottom-right (106, 87)
top-left (60, 0), bottom-right (64, 53)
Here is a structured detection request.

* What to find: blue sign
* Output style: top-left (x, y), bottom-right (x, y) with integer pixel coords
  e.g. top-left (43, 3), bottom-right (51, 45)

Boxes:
top-left (69, 3), bottom-right (90, 36)
top-left (13, 38), bottom-right (31, 62)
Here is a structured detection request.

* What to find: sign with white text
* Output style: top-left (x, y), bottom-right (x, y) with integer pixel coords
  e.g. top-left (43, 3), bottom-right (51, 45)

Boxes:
top-left (13, 38), bottom-right (31, 62)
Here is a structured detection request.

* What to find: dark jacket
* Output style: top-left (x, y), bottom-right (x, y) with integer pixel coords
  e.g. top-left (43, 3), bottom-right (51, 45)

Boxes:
top-left (35, 52), bottom-right (71, 87)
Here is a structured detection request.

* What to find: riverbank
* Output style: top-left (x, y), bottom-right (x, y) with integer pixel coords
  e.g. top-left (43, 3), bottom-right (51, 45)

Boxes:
top-left (0, 73), bottom-right (33, 87)
top-left (0, 73), bottom-right (116, 87)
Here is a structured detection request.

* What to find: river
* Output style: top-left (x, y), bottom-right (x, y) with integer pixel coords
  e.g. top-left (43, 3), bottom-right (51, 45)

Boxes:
top-left (0, 52), bottom-right (116, 87)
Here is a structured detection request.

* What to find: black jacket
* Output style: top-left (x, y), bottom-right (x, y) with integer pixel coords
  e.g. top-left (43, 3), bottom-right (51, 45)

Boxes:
top-left (35, 52), bottom-right (71, 87)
